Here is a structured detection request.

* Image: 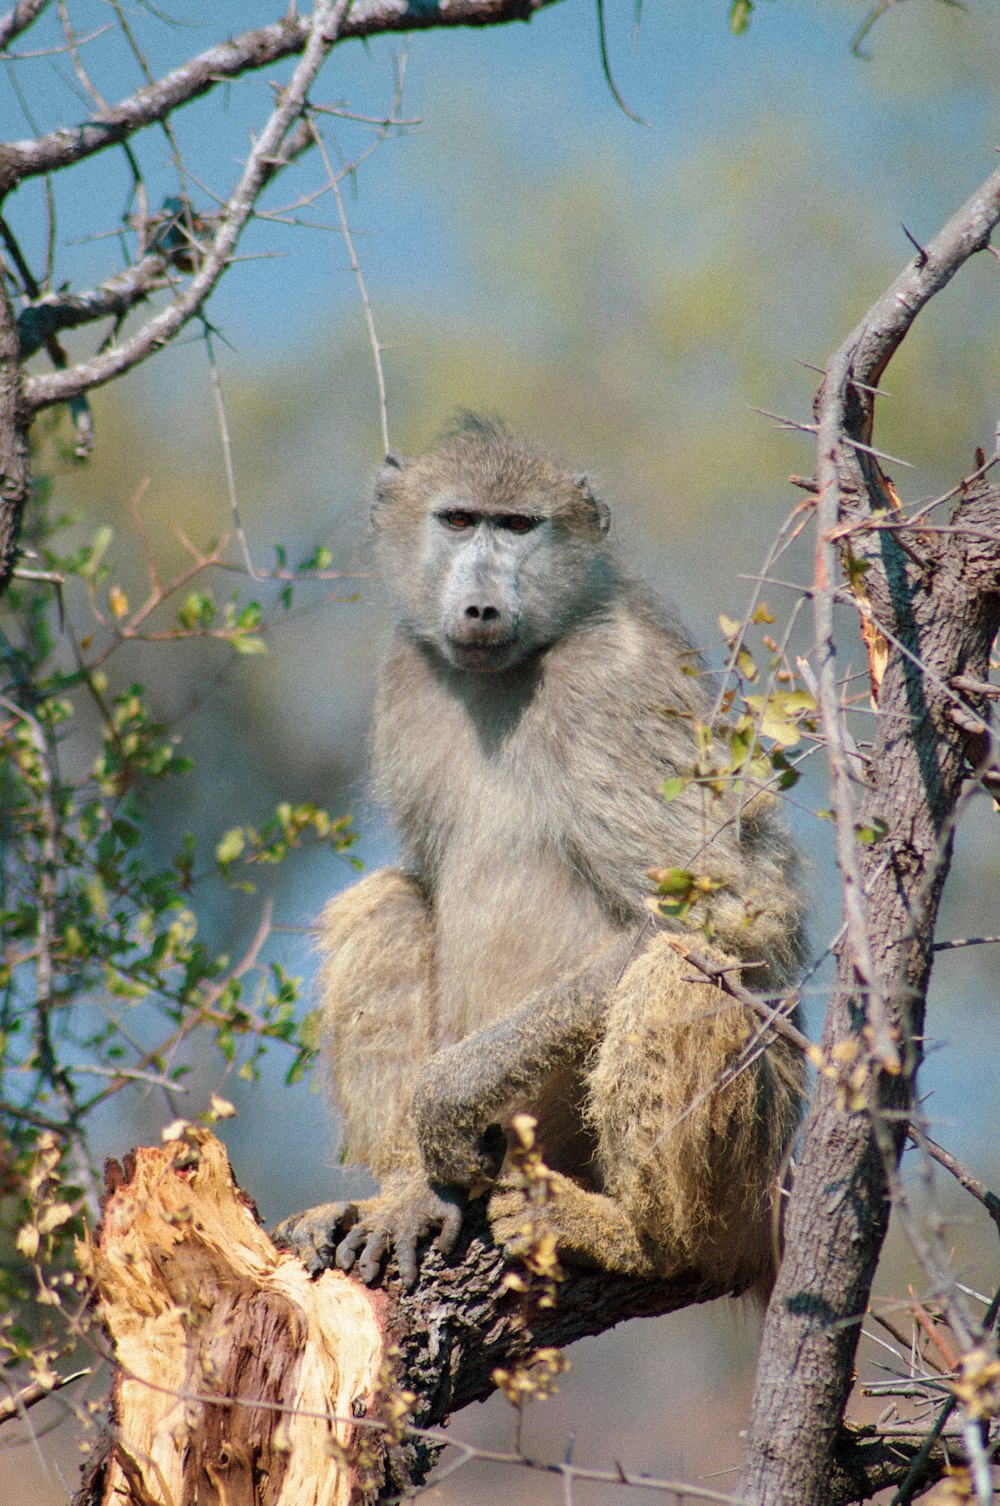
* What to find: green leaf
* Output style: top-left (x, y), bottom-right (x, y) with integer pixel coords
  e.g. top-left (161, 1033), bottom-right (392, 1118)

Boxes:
top-left (744, 690), bottom-right (817, 747)
top-left (177, 591), bottom-right (216, 631)
top-left (661, 776), bottom-right (688, 803)
top-left (736, 646), bottom-right (758, 682)
top-left (81, 527), bottom-right (114, 582)
top-left (298, 1009), bottom-right (325, 1053)
top-left (651, 866), bottom-right (695, 897)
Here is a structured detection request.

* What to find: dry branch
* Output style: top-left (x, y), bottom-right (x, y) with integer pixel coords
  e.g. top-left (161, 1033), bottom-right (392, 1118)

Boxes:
top-left (0, 0), bottom-right (561, 598)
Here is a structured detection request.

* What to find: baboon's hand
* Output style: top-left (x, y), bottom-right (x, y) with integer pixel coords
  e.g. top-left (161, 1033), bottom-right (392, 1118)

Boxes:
top-left (412, 1065), bottom-right (507, 1191)
top-left (334, 1173), bottom-right (464, 1289)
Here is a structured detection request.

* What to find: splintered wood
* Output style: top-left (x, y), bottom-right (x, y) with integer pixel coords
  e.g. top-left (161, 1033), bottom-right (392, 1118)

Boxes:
top-left (78, 1130), bottom-right (386, 1506)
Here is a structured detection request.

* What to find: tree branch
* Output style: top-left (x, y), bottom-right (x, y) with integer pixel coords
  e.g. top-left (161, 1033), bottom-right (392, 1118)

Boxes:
top-left (73, 1131), bottom-right (732, 1506)
top-left (0, 0), bottom-right (556, 197)
top-left (17, 0), bottom-right (557, 416)
top-left (741, 163), bottom-right (1000, 1506)
top-left (17, 254), bottom-right (174, 358)
top-left (20, 0), bottom-right (352, 413)
top-left (74, 1130), bottom-right (962, 1506)
top-left (0, 0), bottom-right (48, 51)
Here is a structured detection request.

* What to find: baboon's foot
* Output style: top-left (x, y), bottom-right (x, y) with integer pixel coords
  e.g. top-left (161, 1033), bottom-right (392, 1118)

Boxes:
top-left (273, 1199), bottom-right (363, 1275)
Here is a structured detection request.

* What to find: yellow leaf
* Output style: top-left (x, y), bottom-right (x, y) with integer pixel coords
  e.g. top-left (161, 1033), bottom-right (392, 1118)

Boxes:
top-left (37, 1201), bottom-right (75, 1235)
top-left (16, 1224), bottom-right (39, 1259)
top-left (108, 585), bottom-right (129, 619)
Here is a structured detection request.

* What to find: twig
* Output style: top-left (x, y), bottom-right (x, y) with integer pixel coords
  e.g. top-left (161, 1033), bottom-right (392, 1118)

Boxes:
top-left (309, 117), bottom-right (391, 456)
top-left (0, 0), bottom-right (48, 50)
top-left (204, 327), bottom-right (259, 579)
top-left (0, 1367), bottom-right (92, 1427)
top-left (932, 933), bottom-right (1000, 950)
top-left (913, 1130), bottom-right (1000, 1234)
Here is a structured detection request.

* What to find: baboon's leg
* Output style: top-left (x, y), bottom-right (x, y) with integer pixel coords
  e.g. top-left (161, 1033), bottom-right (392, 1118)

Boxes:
top-left (588, 934), bottom-right (802, 1294)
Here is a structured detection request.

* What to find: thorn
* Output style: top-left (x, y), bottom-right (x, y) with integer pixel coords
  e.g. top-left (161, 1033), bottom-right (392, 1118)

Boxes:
top-left (750, 406), bottom-right (818, 434)
top-left (795, 358), bottom-right (890, 398)
top-left (789, 474), bottom-right (820, 493)
top-left (595, 0), bottom-right (649, 125)
top-left (900, 222), bottom-right (928, 267)
top-left (842, 435), bottom-right (914, 468)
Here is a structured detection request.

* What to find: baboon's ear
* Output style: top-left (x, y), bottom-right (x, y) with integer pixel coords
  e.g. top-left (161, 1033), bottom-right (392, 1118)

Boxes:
top-left (373, 453), bottom-right (409, 520)
top-left (574, 473), bottom-right (611, 536)
top-left (377, 452), bottom-right (408, 488)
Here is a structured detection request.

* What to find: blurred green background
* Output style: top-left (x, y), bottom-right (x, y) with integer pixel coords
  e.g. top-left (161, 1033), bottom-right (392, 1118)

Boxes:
top-left (2, 0), bottom-right (999, 1498)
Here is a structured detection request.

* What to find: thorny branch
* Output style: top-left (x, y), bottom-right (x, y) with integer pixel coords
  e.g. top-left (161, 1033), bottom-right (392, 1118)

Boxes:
top-left (20, 0), bottom-right (354, 412)
top-left (0, 0), bottom-right (554, 194)
top-left (742, 164), bottom-right (1000, 1506)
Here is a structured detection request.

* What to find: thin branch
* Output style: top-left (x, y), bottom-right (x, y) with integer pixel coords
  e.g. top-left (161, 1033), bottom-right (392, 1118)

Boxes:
top-left (204, 327), bottom-right (259, 579)
top-left (1, 22), bottom-right (111, 60)
top-left (915, 1131), bottom-right (1000, 1234)
top-left (310, 116), bottom-right (391, 455)
top-left (0, 0), bottom-right (557, 196)
top-left (933, 932), bottom-right (1000, 950)
top-left (17, 251), bottom-right (176, 357)
top-left (0, 1367), bottom-right (91, 1427)
top-left (666, 940), bottom-right (810, 1054)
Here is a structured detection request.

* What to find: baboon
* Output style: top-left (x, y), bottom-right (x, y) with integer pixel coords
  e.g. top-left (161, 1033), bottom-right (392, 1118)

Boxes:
top-left (294, 417), bottom-right (806, 1296)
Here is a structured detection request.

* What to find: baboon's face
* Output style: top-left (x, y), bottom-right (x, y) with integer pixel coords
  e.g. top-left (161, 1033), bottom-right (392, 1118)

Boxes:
top-left (372, 435), bottom-right (612, 674)
top-left (423, 498), bottom-right (550, 673)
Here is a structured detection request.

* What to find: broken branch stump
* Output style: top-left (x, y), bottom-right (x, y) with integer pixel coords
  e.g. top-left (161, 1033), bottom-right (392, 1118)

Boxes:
top-left (76, 1130), bottom-right (387, 1506)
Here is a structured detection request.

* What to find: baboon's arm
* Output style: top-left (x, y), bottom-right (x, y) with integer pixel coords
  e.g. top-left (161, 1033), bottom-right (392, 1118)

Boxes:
top-left (411, 929), bottom-right (645, 1188)
top-left (318, 868), bottom-right (433, 1179)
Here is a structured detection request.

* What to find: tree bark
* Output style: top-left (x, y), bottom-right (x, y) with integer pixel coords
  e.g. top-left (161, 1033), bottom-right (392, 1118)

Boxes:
top-left (0, 261), bottom-right (29, 594)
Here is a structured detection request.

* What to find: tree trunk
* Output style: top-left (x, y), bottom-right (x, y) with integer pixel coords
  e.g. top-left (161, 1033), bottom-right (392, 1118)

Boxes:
top-left (741, 159), bottom-right (1000, 1506)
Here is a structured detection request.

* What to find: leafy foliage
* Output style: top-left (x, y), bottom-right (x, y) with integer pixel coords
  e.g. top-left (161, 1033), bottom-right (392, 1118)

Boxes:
top-left (0, 474), bottom-right (352, 1396)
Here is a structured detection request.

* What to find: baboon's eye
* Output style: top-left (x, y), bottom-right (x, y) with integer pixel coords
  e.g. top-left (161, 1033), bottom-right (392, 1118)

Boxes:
top-left (439, 510), bottom-right (476, 530)
top-left (499, 514), bottom-right (541, 533)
